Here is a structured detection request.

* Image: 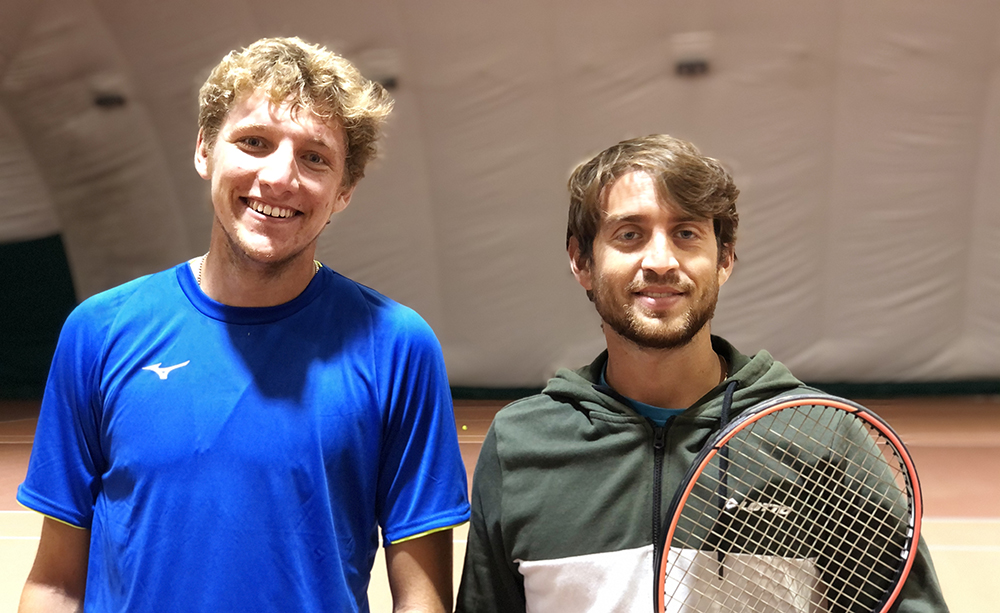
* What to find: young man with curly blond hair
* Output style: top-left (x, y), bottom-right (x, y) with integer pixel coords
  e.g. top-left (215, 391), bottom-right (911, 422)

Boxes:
top-left (18, 37), bottom-right (469, 613)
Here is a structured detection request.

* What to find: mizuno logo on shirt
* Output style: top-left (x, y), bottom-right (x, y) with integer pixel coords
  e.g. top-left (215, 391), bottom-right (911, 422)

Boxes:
top-left (142, 361), bottom-right (190, 380)
top-left (724, 498), bottom-right (793, 516)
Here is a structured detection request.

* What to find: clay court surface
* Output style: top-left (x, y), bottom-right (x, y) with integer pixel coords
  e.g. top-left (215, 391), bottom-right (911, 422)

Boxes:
top-left (2, 397), bottom-right (996, 611)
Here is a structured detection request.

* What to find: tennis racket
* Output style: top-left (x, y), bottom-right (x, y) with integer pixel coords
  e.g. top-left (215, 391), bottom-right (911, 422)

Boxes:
top-left (656, 394), bottom-right (922, 613)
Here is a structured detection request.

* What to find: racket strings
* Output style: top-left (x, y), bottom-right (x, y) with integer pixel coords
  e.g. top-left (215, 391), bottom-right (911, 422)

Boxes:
top-left (679, 465), bottom-right (894, 611)
top-left (707, 417), bottom-right (907, 605)
top-left (673, 455), bottom-right (904, 610)
top-left (746, 409), bottom-right (911, 545)
top-left (698, 429), bottom-right (905, 579)
top-left (663, 404), bottom-right (915, 613)
top-left (747, 414), bottom-right (910, 573)
top-left (670, 493), bottom-right (898, 612)
top-left (725, 433), bottom-right (905, 609)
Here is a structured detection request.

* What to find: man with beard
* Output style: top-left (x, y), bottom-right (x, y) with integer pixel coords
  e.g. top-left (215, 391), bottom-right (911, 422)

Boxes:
top-left (455, 134), bottom-right (948, 612)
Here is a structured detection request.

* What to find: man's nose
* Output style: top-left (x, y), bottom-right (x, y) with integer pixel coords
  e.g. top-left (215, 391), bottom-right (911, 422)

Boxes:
top-left (257, 144), bottom-right (298, 195)
top-left (641, 234), bottom-right (679, 274)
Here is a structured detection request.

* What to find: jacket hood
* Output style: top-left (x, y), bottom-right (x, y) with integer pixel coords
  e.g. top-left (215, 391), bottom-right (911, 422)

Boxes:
top-left (540, 336), bottom-right (810, 425)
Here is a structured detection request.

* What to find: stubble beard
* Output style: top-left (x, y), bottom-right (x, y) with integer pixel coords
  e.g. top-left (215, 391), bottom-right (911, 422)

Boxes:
top-left (591, 270), bottom-right (720, 350)
top-left (215, 215), bottom-right (317, 280)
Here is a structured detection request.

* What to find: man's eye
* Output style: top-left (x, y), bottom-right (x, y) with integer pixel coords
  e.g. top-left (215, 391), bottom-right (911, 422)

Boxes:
top-left (304, 152), bottom-right (327, 166)
top-left (241, 136), bottom-right (265, 149)
top-left (620, 231), bottom-right (640, 241)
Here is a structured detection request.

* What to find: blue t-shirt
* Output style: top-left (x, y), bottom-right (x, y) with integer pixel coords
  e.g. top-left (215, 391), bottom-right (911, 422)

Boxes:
top-left (18, 263), bottom-right (470, 612)
top-left (599, 364), bottom-right (683, 426)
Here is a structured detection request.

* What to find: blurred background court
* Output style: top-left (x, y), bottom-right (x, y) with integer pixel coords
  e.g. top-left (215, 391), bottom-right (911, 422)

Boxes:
top-left (2, 396), bottom-right (997, 612)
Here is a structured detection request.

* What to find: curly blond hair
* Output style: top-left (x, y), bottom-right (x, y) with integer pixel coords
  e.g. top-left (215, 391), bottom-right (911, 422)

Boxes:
top-left (198, 37), bottom-right (394, 187)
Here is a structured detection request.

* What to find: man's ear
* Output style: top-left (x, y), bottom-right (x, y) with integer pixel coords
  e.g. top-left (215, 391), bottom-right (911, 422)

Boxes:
top-left (194, 128), bottom-right (211, 179)
top-left (717, 244), bottom-right (735, 286)
top-left (568, 236), bottom-right (593, 291)
top-left (330, 183), bottom-right (356, 216)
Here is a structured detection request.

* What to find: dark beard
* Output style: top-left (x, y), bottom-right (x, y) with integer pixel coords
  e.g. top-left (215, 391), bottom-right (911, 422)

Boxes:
top-left (592, 270), bottom-right (718, 350)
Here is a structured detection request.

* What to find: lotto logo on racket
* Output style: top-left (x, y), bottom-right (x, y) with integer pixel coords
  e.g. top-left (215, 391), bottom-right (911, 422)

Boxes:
top-left (724, 498), bottom-right (794, 517)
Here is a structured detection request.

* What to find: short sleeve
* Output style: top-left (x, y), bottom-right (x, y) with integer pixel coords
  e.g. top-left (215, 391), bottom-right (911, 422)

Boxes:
top-left (373, 305), bottom-right (470, 544)
top-left (17, 299), bottom-right (108, 528)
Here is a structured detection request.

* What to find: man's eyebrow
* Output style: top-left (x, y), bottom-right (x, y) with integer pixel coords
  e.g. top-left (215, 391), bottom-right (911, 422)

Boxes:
top-left (671, 213), bottom-right (709, 224)
top-left (304, 137), bottom-right (337, 152)
top-left (602, 212), bottom-right (709, 225)
top-left (230, 122), bottom-right (269, 133)
top-left (602, 213), bottom-right (647, 225)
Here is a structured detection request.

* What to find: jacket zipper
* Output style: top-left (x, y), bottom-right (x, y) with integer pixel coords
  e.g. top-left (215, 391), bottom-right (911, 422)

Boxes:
top-left (651, 423), bottom-right (667, 599)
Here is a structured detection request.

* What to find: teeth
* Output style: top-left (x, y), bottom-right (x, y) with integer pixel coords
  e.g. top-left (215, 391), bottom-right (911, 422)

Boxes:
top-left (248, 200), bottom-right (293, 219)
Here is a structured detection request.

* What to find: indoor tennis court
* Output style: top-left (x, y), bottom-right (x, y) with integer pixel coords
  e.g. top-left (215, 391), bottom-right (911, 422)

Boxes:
top-left (4, 4), bottom-right (1000, 610)
top-left (2, 396), bottom-right (996, 611)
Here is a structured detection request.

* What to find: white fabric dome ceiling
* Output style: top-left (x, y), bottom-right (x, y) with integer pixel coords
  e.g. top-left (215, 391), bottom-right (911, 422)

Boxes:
top-left (3, 0), bottom-right (1000, 387)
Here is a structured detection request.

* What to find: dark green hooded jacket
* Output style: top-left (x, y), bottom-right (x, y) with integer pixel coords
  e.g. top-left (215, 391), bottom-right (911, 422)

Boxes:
top-left (456, 337), bottom-right (948, 613)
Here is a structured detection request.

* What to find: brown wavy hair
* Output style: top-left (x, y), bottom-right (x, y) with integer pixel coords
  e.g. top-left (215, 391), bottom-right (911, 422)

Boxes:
top-left (567, 134), bottom-right (739, 264)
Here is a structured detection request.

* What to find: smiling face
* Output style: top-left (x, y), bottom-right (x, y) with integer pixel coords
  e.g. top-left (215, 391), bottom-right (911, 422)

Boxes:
top-left (195, 89), bottom-right (354, 271)
top-left (570, 171), bottom-right (733, 350)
